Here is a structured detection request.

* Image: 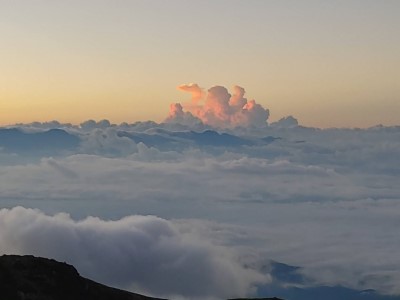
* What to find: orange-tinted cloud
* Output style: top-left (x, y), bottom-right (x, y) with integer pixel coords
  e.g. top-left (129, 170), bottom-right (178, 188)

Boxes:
top-left (167, 84), bottom-right (270, 128)
top-left (177, 83), bottom-right (204, 104)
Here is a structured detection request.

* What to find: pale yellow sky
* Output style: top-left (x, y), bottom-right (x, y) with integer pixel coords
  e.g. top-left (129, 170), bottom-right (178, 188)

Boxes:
top-left (1, 0), bottom-right (399, 127)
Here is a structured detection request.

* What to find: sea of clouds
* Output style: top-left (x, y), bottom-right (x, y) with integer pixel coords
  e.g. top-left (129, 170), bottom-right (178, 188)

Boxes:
top-left (0, 84), bottom-right (399, 299)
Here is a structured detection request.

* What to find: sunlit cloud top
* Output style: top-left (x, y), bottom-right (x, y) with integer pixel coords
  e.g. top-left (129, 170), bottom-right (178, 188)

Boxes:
top-left (166, 84), bottom-right (270, 128)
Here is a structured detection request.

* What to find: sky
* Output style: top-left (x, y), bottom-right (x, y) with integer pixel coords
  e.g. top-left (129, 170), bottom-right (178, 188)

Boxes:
top-left (1, 0), bottom-right (399, 127)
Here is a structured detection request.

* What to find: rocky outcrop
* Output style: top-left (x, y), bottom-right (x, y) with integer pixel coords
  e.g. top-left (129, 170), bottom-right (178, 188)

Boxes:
top-left (0, 255), bottom-right (162, 300)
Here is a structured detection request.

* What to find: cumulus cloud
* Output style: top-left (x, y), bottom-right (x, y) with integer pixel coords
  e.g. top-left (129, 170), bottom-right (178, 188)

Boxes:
top-left (167, 84), bottom-right (270, 128)
top-left (164, 103), bottom-right (203, 127)
top-left (12, 120), bottom-right (73, 130)
top-left (0, 207), bottom-right (265, 299)
top-left (270, 116), bottom-right (299, 128)
top-left (80, 128), bottom-right (137, 156)
top-left (177, 83), bottom-right (204, 103)
top-left (80, 119), bottom-right (112, 130)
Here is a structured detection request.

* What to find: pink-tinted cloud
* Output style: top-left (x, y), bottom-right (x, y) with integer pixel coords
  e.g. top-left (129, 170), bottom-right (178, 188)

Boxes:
top-left (165, 103), bottom-right (202, 127)
top-left (167, 84), bottom-right (270, 128)
top-left (177, 83), bottom-right (204, 104)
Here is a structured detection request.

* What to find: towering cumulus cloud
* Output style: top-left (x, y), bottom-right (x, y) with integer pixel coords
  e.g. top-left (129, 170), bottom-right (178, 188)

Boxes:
top-left (165, 84), bottom-right (270, 128)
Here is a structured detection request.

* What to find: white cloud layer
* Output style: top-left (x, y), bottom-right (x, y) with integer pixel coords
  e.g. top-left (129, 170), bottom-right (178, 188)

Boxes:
top-left (0, 206), bottom-right (265, 299)
top-left (1, 115), bottom-right (400, 298)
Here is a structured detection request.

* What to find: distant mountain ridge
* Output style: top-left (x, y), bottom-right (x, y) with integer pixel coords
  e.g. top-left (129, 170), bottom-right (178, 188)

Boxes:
top-left (117, 129), bottom-right (254, 149)
top-left (0, 127), bottom-right (278, 155)
top-left (0, 128), bottom-right (80, 154)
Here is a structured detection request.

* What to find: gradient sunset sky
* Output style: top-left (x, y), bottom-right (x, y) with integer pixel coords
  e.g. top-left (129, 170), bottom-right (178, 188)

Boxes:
top-left (1, 0), bottom-right (399, 127)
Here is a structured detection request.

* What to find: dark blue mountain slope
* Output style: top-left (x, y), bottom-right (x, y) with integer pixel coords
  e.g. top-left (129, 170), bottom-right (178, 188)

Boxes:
top-left (0, 128), bottom-right (80, 154)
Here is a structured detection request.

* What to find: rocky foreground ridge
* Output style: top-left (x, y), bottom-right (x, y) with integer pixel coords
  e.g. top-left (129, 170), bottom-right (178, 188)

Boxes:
top-left (0, 255), bottom-right (282, 300)
top-left (0, 255), bottom-right (161, 300)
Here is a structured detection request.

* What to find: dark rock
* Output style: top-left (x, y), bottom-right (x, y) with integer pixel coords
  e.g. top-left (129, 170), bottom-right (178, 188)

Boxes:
top-left (0, 255), bottom-right (163, 300)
